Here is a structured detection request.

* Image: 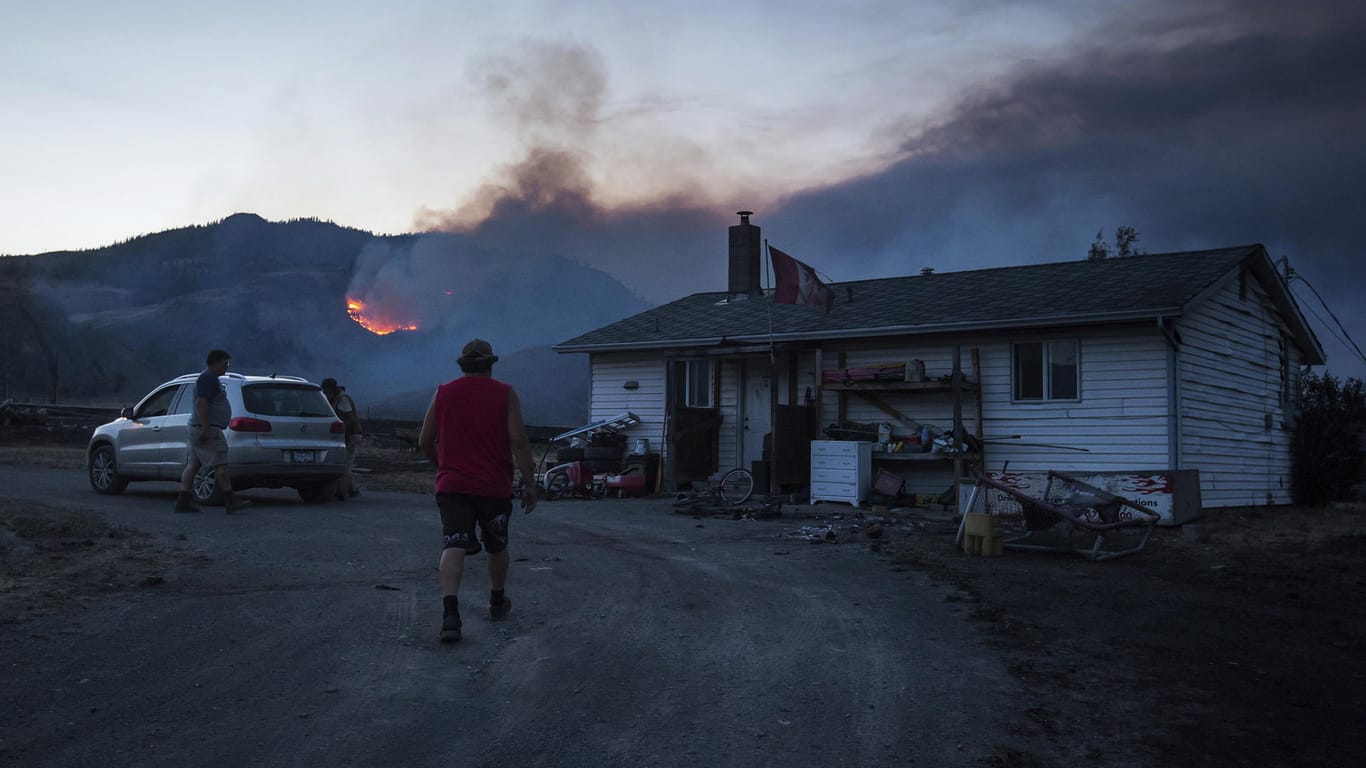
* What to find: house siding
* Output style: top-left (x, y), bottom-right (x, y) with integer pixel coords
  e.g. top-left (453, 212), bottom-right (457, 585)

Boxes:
top-left (818, 329), bottom-right (1172, 496)
top-left (589, 353), bottom-right (667, 460)
top-left (981, 328), bottom-right (1172, 474)
top-left (1177, 274), bottom-right (1299, 506)
top-left (718, 359), bottom-right (740, 474)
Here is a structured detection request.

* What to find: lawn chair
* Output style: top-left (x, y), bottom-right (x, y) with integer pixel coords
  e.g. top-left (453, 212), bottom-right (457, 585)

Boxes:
top-left (966, 470), bottom-right (1162, 561)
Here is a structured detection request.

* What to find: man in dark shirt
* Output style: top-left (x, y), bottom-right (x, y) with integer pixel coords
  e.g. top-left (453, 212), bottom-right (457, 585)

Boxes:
top-left (418, 339), bottom-right (538, 642)
top-left (175, 349), bottom-right (250, 513)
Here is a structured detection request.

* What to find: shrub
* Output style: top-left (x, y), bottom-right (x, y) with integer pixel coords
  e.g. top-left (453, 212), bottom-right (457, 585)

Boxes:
top-left (1292, 373), bottom-right (1366, 505)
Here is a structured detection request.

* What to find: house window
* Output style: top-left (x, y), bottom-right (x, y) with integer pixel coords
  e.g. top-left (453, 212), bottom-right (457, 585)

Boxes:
top-left (684, 359), bottom-right (712, 408)
top-left (1013, 340), bottom-right (1079, 401)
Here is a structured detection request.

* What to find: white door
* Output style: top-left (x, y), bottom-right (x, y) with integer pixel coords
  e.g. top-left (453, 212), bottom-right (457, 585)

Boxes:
top-left (741, 359), bottom-right (772, 466)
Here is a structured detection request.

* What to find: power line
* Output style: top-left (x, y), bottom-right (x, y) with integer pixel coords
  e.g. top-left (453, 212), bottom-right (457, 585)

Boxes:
top-left (1289, 273), bottom-right (1366, 366)
top-left (1292, 283), bottom-right (1355, 353)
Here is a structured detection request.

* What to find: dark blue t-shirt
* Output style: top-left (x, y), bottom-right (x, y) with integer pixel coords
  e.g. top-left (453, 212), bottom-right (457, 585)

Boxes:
top-left (190, 369), bottom-right (231, 428)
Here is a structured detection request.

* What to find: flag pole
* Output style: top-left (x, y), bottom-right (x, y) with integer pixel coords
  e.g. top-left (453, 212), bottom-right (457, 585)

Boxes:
top-left (764, 239), bottom-right (776, 365)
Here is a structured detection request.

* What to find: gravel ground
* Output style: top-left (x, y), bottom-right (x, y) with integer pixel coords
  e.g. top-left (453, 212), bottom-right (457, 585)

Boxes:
top-left (3, 437), bottom-right (1365, 766)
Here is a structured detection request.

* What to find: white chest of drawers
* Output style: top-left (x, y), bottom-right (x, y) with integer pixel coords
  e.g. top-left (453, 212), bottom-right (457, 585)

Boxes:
top-left (810, 440), bottom-right (872, 506)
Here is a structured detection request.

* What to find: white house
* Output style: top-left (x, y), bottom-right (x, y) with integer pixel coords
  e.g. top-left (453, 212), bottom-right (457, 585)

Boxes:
top-left (553, 215), bottom-right (1324, 510)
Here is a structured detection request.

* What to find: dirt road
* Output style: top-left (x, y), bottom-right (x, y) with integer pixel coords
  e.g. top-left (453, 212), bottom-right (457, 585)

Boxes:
top-left (0, 462), bottom-right (1015, 768)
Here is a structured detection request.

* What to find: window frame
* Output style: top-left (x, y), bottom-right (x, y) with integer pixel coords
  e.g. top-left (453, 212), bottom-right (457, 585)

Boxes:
top-left (169, 384), bottom-right (196, 416)
top-left (1011, 338), bottom-right (1081, 402)
top-left (683, 359), bottom-right (713, 408)
top-left (134, 385), bottom-right (181, 419)
top-left (241, 383), bottom-right (336, 418)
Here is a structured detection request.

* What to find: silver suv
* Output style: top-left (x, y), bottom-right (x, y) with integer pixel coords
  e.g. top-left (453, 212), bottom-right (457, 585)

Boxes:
top-left (88, 372), bottom-right (349, 504)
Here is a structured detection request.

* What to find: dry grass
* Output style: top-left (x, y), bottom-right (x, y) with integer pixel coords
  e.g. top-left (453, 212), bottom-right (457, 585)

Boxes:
top-left (0, 498), bottom-right (192, 622)
top-left (0, 443), bottom-right (86, 470)
top-left (355, 445), bottom-right (435, 494)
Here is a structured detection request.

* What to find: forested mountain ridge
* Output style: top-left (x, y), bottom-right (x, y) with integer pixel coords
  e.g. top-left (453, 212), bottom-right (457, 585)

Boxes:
top-left (0, 213), bottom-right (647, 425)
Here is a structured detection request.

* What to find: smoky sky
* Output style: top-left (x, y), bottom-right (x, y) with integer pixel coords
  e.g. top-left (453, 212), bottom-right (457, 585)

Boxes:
top-left (415, 1), bottom-right (1366, 379)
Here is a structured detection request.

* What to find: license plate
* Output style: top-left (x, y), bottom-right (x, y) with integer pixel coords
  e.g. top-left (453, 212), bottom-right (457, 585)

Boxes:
top-left (291, 450), bottom-right (315, 463)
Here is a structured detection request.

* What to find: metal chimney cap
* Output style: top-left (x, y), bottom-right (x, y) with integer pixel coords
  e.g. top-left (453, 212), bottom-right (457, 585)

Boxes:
top-left (736, 210), bottom-right (753, 223)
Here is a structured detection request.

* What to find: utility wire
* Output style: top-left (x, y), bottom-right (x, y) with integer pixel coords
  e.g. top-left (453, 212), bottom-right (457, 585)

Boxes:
top-left (1292, 284), bottom-right (1354, 352)
top-left (1289, 273), bottom-right (1366, 366)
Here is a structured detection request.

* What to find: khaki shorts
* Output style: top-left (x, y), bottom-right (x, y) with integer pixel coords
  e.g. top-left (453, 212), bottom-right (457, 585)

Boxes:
top-left (188, 424), bottom-right (230, 467)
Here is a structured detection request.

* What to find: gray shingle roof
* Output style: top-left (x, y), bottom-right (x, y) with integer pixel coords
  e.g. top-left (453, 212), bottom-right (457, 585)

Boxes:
top-left (555, 244), bottom-right (1321, 361)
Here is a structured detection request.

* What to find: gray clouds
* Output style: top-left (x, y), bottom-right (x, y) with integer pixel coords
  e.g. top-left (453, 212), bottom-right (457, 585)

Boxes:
top-left (422, 2), bottom-right (1366, 377)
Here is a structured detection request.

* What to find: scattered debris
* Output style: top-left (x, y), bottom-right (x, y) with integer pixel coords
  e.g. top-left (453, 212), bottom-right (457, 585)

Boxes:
top-left (793, 525), bottom-right (839, 543)
top-left (777, 509), bottom-right (928, 550)
top-left (673, 490), bottom-right (783, 520)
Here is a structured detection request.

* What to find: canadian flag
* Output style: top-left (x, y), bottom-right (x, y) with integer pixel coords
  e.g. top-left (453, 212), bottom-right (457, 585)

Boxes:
top-left (770, 246), bottom-right (834, 312)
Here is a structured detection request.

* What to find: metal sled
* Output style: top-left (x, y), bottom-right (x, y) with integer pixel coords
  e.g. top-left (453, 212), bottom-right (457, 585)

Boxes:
top-left (965, 470), bottom-right (1161, 561)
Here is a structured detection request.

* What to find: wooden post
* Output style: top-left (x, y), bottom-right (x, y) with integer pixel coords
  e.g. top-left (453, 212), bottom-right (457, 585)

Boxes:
top-left (836, 351), bottom-right (848, 425)
top-left (952, 346), bottom-right (964, 490)
top-left (972, 347), bottom-right (984, 478)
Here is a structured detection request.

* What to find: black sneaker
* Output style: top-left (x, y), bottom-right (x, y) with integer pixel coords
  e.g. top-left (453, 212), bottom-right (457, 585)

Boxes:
top-left (489, 597), bottom-right (512, 621)
top-left (348, 487), bottom-right (361, 499)
top-left (440, 613), bottom-right (462, 643)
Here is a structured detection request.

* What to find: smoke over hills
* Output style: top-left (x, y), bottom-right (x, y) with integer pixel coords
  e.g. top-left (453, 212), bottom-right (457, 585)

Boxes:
top-left (4, 0), bottom-right (1364, 413)
top-left (0, 213), bottom-right (644, 425)
top-left (403, 7), bottom-right (1366, 380)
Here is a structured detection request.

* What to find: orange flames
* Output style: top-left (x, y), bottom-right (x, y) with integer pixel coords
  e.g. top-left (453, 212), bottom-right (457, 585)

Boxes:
top-left (347, 297), bottom-right (418, 335)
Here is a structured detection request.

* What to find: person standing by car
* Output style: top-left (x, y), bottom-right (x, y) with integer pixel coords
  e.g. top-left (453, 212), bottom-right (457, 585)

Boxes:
top-left (175, 349), bottom-right (250, 513)
top-left (321, 378), bottom-right (362, 499)
top-left (418, 338), bottom-right (538, 643)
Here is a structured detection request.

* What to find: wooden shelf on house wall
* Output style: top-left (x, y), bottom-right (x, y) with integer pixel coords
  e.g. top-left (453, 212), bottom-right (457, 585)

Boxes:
top-left (822, 380), bottom-right (979, 393)
top-left (820, 346), bottom-right (984, 497)
top-left (870, 451), bottom-right (980, 462)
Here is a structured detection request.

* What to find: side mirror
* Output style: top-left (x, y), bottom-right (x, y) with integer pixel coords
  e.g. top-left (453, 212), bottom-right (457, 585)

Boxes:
top-left (120, 407), bottom-right (134, 419)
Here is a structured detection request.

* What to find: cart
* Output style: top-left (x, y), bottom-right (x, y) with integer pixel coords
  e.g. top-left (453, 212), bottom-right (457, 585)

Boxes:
top-left (535, 411), bottom-right (640, 499)
top-left (959, 470), bottom-right (1162, 561)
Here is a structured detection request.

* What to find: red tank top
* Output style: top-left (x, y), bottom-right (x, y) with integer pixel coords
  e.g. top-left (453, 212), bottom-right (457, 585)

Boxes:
top-left (433, 376), bottom-right (513, 497)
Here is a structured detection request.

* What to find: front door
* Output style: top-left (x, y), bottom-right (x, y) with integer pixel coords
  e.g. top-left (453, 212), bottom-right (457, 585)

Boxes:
top-left (741, 359), bottom-right (772, 466)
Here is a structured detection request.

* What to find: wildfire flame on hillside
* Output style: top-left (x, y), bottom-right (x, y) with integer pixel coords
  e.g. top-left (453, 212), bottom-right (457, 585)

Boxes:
top-left (346, 297), bottom-right (417, 335)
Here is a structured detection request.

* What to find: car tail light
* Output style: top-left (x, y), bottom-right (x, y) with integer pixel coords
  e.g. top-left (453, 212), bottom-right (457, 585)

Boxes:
top-left (331, 420), bottom-right (346, 434)
top-left (229, 417), bottom-right (272, 432)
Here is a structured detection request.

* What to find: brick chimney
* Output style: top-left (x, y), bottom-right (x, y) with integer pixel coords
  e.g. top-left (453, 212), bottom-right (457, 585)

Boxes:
top-left (728, 211), bottom-right (762, 300)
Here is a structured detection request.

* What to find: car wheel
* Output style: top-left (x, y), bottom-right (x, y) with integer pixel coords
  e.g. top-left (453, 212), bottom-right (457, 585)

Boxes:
top-left (296, 481), bottom-right (335, 503)
top-left (88, 445), bottom-right (129, 495)
top-left (193, 465), bottom-right (224, 506)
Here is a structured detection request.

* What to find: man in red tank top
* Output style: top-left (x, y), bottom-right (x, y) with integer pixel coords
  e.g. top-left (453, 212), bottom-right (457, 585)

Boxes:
top-left (418, 339), bottom-right (539, 643)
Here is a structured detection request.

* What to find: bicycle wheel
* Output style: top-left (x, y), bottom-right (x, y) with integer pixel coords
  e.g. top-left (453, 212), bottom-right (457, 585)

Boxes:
top-left (543, 470), bottom-right (570, 500)
top-left (718, 467), bottom-right (754, 505)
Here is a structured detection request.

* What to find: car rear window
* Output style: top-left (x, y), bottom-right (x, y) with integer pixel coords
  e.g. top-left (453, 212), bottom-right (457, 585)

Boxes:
top-left (241, 384), bottom-right (336, 418)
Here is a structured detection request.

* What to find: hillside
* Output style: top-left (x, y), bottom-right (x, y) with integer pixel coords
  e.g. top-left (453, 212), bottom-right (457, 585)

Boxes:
top-left (0, 213), bottom-right (644, 425)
